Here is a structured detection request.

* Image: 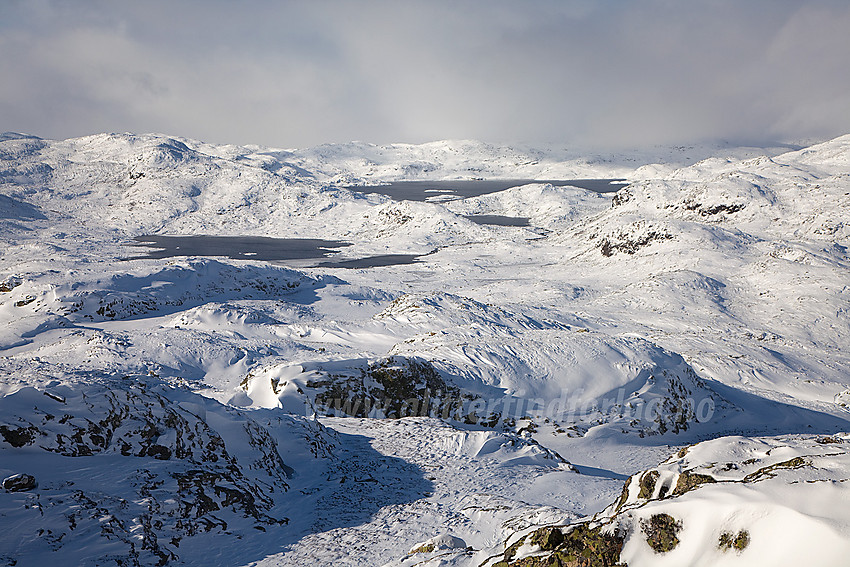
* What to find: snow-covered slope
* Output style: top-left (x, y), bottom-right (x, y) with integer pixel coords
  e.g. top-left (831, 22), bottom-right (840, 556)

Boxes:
top-left (561, 135), bottom-right (850, 408)
top-left (0, 376), bottom-right (334, 566)
top-left (1, 131), bottom-right (848, 565)
top-left (280, 139), bottom-right (800, 185)
top-left (481, 433), bottom-right (850, 567)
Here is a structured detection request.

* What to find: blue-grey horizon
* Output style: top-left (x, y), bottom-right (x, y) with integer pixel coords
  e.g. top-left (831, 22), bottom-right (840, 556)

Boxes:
top-left (1, 0), bottom-right (849, 149)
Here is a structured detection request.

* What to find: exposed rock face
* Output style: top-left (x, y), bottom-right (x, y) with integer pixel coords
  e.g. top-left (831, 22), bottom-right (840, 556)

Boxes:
top-left (598, 222), bottom-right (675, 256)
top-left (0, 379), bottom-right (309, 566)
top-left (306, 356), bottom-right (466, 419)
top-left (493, 522), bottom-right (626, 567)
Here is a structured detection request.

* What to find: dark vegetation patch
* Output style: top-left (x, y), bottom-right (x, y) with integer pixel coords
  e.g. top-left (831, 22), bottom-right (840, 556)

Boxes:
top-left (0, 278), bottom-right (21, 292)
top-left (410, 543), bottom-right (435, 554)
top-left (638, 470), bottom-right (659, 499)
top-left (641, 513), bottom-right (681, 553)
top-left (673, 470), bottom-right (716, 496)
top-left (718, 530), bottom-right (750, 552)
top-left (613, 476), bottom-right (633, 514)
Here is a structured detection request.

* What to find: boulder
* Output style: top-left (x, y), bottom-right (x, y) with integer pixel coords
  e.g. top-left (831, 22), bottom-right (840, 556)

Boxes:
top-left (3, 473), bottom-right (37, 492)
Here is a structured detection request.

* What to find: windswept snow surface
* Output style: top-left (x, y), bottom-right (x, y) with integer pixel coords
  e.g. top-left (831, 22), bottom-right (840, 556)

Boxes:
top-left (1, 132), bottom-right (849, 566)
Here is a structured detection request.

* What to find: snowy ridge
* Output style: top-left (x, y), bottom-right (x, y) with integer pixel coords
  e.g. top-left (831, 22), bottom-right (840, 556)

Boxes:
top-left (483, 433), bottom-right (850, 567)
top-left (0, 376), bottom-right (331, 566)
top-left (281, 139), bottom-right (800, 185)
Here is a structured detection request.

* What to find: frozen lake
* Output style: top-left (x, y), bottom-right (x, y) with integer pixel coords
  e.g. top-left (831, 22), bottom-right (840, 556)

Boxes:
top-left (125, 235), bottom-right (428, 268)
top-left (347, 178), bottom-right (627, 202)
top-left (125, 235), bottom-right (352, 262)
top-left (464, 214), bottom-right (530, 226)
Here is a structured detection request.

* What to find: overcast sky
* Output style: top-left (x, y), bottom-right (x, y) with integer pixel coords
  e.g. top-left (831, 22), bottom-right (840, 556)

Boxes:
top-left (1, 0), bottom-right (849, 149)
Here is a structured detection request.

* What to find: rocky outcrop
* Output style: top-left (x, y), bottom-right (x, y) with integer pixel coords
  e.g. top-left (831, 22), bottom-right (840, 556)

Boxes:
top-left (0, 378), bottom-right (308, 566)
top-left (307, 356), bottom-right (467, 419)
top-left (2, 473), bottom-right (37, 492)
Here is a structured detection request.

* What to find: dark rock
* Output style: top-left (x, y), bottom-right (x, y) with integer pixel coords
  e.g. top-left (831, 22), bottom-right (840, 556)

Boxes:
top-left (611, 188), bottom-right (632, 207)
top-left (14, 295), bottom-right (36, 307)
top-left (3, 473), bottom-right (37, 492)
top-left (600, 229), bottom-right (673, 256)
top-left (699, 203), bottom-right (745, 216)
top-left (0, 424), bottom-right (38, 447)
top-left (144, 444), bottom-right (172, 460)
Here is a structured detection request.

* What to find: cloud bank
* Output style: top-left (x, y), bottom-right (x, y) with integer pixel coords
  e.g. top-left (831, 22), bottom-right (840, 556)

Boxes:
top-left (1, 0), bottom-right (849, 148)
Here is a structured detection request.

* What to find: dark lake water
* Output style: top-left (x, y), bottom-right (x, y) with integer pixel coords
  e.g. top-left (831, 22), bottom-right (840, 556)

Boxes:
top-left (346, 178), bottom-right (627, 202)
top-left (464, 215), bottom-right (530, 227)
top-left (125, 235), bottom-right (427, 268)
top-left (315, 252), bottom-right (429, 269)
top-left (126, 235), bottom-right (351, 261)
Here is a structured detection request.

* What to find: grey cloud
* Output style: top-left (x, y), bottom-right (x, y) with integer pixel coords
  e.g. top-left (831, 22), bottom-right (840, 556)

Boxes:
top-left (1, 0), bottom-right (848, 148)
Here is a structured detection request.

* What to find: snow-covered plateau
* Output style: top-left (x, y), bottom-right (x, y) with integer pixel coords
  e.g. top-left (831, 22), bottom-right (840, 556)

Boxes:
top-left (1, 131), bottom-right (848, 566)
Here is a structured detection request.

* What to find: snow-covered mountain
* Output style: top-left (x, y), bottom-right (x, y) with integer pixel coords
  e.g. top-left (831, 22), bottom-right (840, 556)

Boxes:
top-left (1, 131), bottom-right (848, 565)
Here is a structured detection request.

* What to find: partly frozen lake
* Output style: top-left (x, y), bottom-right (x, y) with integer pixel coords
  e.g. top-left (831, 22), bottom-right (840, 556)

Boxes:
top-left (125, 180), bottom-right (624, 265)
top-left (464, 214), bottom-right (530, 226)
top-left (125, 235), bottom-right (352, 262)
top-left (347, 178), bottom-right (627, 202)
top-left (125, 235), bottom-right (429, 268)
